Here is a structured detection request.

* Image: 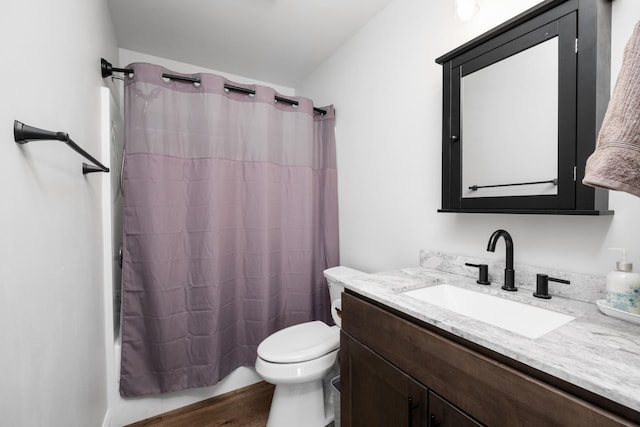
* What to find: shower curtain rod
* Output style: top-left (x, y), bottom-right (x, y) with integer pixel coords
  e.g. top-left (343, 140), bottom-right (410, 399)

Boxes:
top-left (101, 58), bottom-right (327, 115)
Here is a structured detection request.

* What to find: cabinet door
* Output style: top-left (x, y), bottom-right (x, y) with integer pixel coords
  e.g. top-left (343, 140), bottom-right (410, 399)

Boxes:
top-left (429, 391), bottom-right (483, 427)
top-left (341, 332), bottom-right (428, 427)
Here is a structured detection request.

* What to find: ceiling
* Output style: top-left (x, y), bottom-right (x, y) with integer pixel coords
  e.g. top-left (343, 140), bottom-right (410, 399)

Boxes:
top-left (107, 0), bottom-right (394, 88)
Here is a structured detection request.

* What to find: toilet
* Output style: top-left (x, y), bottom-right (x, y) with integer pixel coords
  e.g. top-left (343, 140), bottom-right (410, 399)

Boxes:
top-left (255, 266), bottom-right (364, 427)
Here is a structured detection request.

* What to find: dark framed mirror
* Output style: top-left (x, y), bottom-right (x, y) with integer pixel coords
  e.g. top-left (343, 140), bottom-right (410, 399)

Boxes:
top-left (436, 0), bottom-right (613, 215)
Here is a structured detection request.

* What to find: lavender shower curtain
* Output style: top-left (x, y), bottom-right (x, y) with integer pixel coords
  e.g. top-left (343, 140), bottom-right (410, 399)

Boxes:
top-left (119, 63), bottom-right (339, 397)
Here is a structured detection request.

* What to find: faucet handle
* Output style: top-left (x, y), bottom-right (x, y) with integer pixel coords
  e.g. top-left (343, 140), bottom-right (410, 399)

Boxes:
top-left (465, 263), bottom-right (491, 285)
top-left (533, 274), bottom-right (570, 299)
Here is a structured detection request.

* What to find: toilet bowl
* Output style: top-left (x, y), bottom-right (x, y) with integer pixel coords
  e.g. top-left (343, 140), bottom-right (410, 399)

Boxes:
top-left (255, 266), bottom-right (364, 427)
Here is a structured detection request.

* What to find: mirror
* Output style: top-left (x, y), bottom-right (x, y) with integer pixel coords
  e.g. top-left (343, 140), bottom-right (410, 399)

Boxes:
top-left (462, 37), bottom-right (558, 198)
top-left (436, 0), bottom-right (613, 215)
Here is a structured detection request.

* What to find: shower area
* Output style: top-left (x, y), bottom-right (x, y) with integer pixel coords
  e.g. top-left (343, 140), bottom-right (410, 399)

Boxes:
top-left (100, 59), bottom-right (338, 425)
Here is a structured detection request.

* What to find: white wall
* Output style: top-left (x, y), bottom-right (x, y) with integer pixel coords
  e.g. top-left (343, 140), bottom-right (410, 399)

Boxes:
top-left (0, 0), bottom-right (118, 426)
top-left (298, 0), bottom-right (640, 278)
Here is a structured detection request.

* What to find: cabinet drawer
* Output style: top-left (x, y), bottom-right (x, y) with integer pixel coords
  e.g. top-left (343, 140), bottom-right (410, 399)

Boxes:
top-left (342, 292), bottom-right (636, 426)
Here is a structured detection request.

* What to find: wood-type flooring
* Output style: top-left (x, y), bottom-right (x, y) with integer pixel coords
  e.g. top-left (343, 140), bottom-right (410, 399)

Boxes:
top-left (126, 381), bottom-right (275, 427)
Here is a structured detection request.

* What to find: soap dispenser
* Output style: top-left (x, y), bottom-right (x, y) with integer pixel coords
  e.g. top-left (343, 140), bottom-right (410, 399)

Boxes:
top-left (606, 248), bottom-right (640, 314)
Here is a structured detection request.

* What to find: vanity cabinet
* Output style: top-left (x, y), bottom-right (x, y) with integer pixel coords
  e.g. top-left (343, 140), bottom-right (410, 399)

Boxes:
top-left (340, 291), bottom-right (638, 426)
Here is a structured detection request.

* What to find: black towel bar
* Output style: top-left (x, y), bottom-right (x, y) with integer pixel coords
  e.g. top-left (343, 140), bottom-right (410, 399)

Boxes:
top-left (469, 178), bottom-right (557, 192)
top-left (13, 120), bottom-right (110, 175)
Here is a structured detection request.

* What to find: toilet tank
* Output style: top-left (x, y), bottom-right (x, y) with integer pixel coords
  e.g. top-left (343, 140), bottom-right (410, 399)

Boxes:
top-left (324, 266), bottom-right (365, 302)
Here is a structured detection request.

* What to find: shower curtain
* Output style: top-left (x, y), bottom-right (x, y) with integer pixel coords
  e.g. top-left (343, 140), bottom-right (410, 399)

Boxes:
top-left (119, 63), bottom-right (339, 397)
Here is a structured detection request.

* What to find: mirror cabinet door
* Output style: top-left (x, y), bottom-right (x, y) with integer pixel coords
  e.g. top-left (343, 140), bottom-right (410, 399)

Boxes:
top-left (457, 16), bottom-right (576, 210)
top-left (461, 35), bottom-right (559, 199)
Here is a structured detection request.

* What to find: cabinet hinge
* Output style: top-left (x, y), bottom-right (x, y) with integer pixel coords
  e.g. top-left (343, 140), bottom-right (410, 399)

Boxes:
top-left (575, 38), bottom-right (578, 53)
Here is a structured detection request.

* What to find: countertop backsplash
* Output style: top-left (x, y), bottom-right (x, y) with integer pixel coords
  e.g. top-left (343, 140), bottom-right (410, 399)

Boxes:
top-left (420, 249), bottom-right (606, 304)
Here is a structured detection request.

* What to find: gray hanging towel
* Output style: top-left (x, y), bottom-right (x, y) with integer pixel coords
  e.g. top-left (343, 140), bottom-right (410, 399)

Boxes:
top-left (583, 22), bottom-right (640, 197)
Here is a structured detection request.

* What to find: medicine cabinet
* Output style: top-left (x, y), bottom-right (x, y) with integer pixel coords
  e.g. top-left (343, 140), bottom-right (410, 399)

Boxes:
top-left (436, 0), bottom-right (613, 215)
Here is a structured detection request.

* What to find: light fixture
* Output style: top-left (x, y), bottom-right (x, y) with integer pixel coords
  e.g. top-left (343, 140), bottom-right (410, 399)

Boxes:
top-left (455, 0), bottom-right (479, 21)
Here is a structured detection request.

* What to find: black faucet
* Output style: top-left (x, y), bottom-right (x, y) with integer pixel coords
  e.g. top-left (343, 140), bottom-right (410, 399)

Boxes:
top-left (486, 229), bottom-right (517, 291)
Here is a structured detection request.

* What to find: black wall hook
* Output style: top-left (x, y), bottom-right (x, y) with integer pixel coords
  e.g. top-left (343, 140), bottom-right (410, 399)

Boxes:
top-left (14, 120), bottom-right (109, 175)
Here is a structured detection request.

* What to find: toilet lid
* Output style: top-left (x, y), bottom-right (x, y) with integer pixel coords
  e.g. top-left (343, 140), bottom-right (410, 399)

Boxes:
top-left (257, 321), bottom-right (339, 363)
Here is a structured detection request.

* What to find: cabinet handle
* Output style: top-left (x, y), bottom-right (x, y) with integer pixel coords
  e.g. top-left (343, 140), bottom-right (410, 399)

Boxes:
top-left (430, 414), bottom-right (442, 427)
top-left (408, 397), bottom-right (419, 426)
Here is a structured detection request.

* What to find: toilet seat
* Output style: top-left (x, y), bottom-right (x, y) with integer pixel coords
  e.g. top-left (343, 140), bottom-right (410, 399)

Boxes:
top-left (257, 321), bottom-right (339, 363)
top-left (255, 349), bottom-right (339, 385)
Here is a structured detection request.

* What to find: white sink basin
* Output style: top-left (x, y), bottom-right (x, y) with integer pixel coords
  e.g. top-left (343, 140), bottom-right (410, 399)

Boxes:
top-left (402, 284), bottom-right (575, 339)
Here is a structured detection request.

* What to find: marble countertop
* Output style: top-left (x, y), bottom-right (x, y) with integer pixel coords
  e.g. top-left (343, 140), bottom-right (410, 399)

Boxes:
top-left (342, 266), bottom-right (640, 413)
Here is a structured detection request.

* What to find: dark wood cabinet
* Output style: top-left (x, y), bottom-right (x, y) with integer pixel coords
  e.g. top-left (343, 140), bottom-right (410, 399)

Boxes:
top-left (340, 291), bottom-right (638, 427)
top-left (341, 333), bottom-right (428, 427)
